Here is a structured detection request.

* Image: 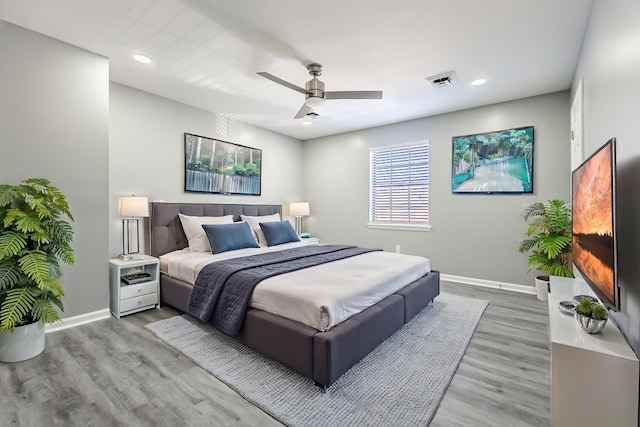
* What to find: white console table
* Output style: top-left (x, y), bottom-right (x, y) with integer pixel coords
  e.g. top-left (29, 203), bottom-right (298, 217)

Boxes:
top-left (549, 276), bottom-right (638, 426)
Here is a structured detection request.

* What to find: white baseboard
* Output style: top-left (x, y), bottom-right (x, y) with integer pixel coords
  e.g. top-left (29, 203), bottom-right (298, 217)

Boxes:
top-left (440, 273), bottom-right (536, 295)
top-left (41, 278), bottom-right (531, 334)
top-left (45, 308), bottom-right (111, 333)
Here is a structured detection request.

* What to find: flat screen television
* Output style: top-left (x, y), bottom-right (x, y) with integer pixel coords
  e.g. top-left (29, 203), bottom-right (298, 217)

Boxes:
top-left (571, 138), bottom-right (618, 310)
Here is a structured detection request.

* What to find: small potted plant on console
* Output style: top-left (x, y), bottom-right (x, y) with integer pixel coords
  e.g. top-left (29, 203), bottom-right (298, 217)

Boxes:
top-left (574, 298), bottom-right (608, 334)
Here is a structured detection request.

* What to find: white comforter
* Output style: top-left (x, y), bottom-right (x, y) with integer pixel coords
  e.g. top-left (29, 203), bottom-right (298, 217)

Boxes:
top-left (161, 242), bottom-right (431, 331)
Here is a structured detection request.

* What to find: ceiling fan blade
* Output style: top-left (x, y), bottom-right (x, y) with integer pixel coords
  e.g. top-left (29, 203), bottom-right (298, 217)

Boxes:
top-left (325, 90), bottom-right (383, 100)
top-left (257, 72), bottom-right (307, 95)
top-left (294, 104), bottom-right (312, 119)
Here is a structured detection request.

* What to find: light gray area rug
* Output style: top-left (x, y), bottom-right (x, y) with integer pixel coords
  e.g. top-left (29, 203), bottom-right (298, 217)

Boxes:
top-left (146, 293), bottom-right (488, 427)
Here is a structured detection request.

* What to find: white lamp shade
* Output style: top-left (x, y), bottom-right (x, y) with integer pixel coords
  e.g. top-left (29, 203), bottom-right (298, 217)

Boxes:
top-left (304, 96), bottom-right (325, 108)
top-left (290, 202), bottom-right (310, 217)
top-left (118, 196), bottom-right (149, 217)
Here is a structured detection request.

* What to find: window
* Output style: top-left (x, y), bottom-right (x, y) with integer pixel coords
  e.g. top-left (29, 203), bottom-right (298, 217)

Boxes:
top-left (369, 142), bottom-right (430, 230)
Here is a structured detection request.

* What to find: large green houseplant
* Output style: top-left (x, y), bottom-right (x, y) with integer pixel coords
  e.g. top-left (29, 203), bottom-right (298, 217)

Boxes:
top-left (518, 199), bottom-right (573, 299)
top-left (0, 178), bottom-right (75, 335)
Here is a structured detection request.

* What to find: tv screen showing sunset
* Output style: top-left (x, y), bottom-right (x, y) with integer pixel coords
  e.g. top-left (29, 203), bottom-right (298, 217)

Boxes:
top-left (572, 141), bottom-right (615, 305)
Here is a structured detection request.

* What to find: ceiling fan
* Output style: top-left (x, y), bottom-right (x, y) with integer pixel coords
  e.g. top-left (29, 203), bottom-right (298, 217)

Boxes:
top-left (257, 63), bottom-right (383, 119)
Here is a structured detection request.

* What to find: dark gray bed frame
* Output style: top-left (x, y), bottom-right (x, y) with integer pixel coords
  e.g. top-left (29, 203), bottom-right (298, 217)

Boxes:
top-left (150, 202), bottom-right (440, 388)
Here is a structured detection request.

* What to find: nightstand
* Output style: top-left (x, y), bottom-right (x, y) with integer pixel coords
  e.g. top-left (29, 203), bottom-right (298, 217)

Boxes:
top-left (300, 237), bottom-right (320, 245)
top-left (109, 255), bottom-right (160, 318)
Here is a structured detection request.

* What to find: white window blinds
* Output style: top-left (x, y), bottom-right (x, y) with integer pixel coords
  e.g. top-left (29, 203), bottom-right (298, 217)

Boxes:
top-left (370, 143), bottom-right (430, 225)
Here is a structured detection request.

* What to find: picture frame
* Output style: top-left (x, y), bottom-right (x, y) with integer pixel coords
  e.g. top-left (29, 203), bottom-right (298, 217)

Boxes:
top-left (451, 125), bottom-right (534, 194)
top-left (184, 133), bottom-right (262, 196)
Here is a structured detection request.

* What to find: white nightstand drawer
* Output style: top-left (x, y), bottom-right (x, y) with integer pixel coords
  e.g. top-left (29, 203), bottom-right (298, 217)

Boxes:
top-left (121, 281), bottom-right (157, 299)
top-left (120, 293), bottom-right (158, 313)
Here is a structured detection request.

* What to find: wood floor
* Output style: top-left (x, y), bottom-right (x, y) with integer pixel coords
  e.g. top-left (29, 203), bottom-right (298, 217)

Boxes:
top-left (1, 282), bottom-right (550, 426)
top-left (431, 283), bottom-right (550, 427)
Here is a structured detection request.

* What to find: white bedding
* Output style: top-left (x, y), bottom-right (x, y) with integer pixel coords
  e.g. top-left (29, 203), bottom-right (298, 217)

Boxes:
top-left (161, 243), bottom-right (431, 331)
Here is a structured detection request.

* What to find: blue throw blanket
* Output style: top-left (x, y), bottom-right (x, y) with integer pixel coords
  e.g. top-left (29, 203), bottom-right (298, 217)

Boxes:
top-left (187, 245), bottom-right (381, 336)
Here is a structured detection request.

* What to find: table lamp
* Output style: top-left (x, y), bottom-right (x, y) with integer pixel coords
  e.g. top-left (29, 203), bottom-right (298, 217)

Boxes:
top-left (289, 202), bottom-right (310, 236)
top-left (118, 196), bottom-right (149, 260)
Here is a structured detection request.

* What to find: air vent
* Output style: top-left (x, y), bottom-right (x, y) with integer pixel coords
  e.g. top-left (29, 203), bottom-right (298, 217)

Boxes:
top-left (425, 71), bottom-right (458, 88)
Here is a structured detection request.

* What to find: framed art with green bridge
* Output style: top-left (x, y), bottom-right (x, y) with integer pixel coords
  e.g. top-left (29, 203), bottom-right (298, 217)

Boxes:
top-left (451, 125), bottom-right (533, 194)
top-left (184, 133), bottom-right (262, 196)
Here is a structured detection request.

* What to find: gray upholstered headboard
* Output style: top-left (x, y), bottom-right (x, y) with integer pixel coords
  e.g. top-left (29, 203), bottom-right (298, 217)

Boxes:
top-left (150, 202), bottom-right (282, 257)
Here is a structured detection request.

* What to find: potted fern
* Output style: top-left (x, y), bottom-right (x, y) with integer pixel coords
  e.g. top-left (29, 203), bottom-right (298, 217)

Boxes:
top-left (0, 178), bottom-right (74, 362)
top-left (518, 199), bottom-right (574, 301)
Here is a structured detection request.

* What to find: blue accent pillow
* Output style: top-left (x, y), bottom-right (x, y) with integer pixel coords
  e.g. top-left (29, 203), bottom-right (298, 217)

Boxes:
top-left (259, 221), bottom-right (300, 246)
top-left (202, 222), bottom-right (260, 254)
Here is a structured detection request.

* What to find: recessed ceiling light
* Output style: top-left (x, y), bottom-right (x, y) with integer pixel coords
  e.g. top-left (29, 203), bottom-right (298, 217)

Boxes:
top-left (471, 78), bottom-right (487, 86)
top-left (133, 54), bottom-right (152, 64)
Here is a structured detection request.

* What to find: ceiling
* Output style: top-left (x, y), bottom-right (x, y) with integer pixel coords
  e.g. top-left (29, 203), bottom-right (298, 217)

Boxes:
top-left (0, 0), bottom-right (593, 140)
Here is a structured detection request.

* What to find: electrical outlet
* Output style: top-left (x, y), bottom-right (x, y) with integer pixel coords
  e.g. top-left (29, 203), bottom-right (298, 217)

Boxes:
top-left (395, 244), bottom-right (401, 253)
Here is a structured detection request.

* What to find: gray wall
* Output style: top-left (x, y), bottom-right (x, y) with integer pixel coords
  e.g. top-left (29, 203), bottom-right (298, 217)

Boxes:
top-left (302, 91), bottom-right (571, 287)
top-left (109, 83), bottom-right (304, 258)
top-left (571, 0), bottom-right (640, 355)
top-left (0, 21), bottom-right (110, 317)
top-left (0, 22), bottom-right (306, 319)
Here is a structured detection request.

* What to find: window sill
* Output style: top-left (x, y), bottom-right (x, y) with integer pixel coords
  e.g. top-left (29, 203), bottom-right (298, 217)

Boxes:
top-left (366, 223), bottom-right (432, 231)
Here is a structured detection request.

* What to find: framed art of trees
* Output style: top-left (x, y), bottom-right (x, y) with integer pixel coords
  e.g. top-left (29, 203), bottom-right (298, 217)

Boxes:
top-left (451, 125), bottom-right (534, 194)
top-left (184, 133), bottom-right (262, 196)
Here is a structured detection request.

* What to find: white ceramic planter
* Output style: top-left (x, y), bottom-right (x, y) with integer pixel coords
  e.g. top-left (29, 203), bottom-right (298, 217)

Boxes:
top-left (535, 276), bottom-right (550, 301)
top-left (0, 321), bottom-right (45, 362)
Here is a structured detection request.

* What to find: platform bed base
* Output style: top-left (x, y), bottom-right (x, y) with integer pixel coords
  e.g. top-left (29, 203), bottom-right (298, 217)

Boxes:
top-left (160, 270), bottom-right (440, 388)
top-left (150, 202), bottom-right (440, 388)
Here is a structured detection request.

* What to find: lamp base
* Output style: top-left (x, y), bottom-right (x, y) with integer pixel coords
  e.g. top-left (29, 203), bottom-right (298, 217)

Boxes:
top-left (295, 216), bottom-right (304, 236)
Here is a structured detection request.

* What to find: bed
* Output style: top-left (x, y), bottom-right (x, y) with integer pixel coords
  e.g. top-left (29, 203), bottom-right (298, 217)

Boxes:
top-left (150, 202), bottom-right (440, 389)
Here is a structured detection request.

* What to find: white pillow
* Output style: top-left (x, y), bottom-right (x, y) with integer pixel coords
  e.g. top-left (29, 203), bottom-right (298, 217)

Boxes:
top-left (240, 213), bottom-right (281, 245)
top-left (178, 214), bottom-right (234, 252)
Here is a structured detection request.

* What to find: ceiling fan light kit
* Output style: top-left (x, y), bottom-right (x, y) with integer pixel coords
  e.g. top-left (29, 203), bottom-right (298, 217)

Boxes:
top-left (304, 96), bottom-right (325, 108)
top-left (258, 63), bottom-right (383, 119)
